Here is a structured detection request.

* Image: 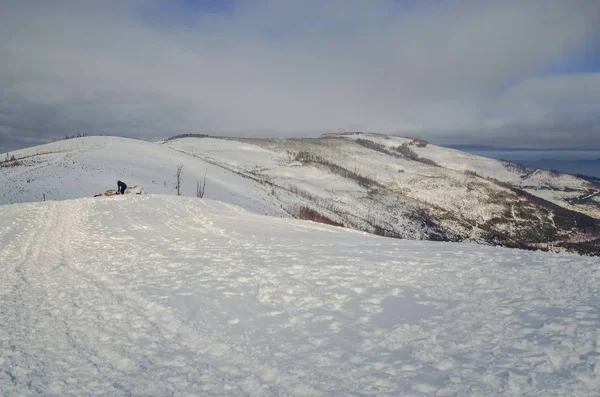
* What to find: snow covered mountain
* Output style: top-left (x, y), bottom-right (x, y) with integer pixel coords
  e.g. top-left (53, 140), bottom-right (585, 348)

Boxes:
top-left (1, 133), bottom-right (599, 254)
top-left (1, 195), bottom-right (599, 396)
top-left (0, 136), bottom-right (284, 216)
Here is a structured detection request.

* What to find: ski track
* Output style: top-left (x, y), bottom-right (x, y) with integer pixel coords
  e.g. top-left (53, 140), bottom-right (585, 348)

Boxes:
top-left (1, 195), bottom-right (600, 396)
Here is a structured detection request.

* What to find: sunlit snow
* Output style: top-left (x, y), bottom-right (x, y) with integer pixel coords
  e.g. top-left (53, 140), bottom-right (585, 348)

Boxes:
top-left (1, 195), bottom-right (599, 395)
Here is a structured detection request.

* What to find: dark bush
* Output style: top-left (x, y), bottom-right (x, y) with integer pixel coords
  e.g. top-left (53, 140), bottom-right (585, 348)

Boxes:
top-left (165, 133), bottom-right (210, 142)
top-left (292, 206), bottom-right (344, 227)
top-left (393, 143), bottom-right (439, 167)
top-left (295, 151), bottom-right (380, 188)
top-left (407, 137), bottom-right (429, 147)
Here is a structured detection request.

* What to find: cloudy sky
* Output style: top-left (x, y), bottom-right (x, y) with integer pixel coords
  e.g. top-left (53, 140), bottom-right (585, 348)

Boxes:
top-left (1, 0), bottom-right (599, 152)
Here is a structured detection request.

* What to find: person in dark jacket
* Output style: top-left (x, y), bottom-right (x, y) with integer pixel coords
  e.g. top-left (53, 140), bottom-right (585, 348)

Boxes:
top-left (117, 180), bottom-right (127, 195)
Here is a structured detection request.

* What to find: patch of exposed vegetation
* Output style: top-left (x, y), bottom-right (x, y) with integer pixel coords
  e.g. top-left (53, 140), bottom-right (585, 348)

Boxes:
top-left (475, 178), bottom-right (600, 254)
top-left (392, 143), bottom-right (439, 167)
top-left (63, 133), bottom-right (88, 140)
top-left (566, 191), bottom-right (600, 205)
top-left (165, 133), bottom-right (210, 142)
top-left (557, 238), bottom-right (600, 257)
top-left (1, 149), bottom-right (71, 169)
top-left (351, 138), bottom-right (439, 167)
top-left (500, 159), bottom-right (536, 175)
top-left (0, 156), bottom-right (24, 168)
top-left (1, 153), bottom-right (21, 168)
top-left (290, 205), bottom-right (344, 227)
top-left (408, 208), bottom-right (456, 241)
top-left (320, 131), bottom-right (390, 139)
top-left (463, 170), bottom-right (480, 177)
top-left (405, 137), bottom-right (429, 147)
top-left (294, 151), bottom-right (381, 188)
top-left (355, 139), bottom-right (390, 155)
top-left (512, 188), bottom-right (598, 232)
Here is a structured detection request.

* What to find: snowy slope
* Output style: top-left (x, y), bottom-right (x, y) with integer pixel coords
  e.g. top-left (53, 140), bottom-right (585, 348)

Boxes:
top-left (164, 137), bottom-right (434, 240)
top-left (1, 195), bottom-right (599, 396)
top-left (407, 138), bottom-right (589, 189)
top-left (408, 138), bottom-right (600, 218)
top-left (320, 132), bottom-right (598, 218)
top-left (2, 134), bottom-right (599, 253)
top-left (0, 136), bottom-right (285, 216)
top-left (166, 136), bottom-right (512, 234)
top-left (165, 135), bottom-right (600, 253)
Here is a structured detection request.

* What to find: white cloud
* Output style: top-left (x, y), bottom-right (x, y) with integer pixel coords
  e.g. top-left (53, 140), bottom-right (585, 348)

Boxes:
top-left (1, 0), bottom-right (599, 150)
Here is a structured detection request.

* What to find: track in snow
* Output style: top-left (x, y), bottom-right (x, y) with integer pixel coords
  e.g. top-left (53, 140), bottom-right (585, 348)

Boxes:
top-left (1, 195), bottom-right (600, 396)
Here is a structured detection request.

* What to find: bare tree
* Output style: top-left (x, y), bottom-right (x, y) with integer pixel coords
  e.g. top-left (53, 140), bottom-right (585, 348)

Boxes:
top-left (285, 150), bottom-right (295, 164)
top-left (196, 170), bottom-right (207, 198)
top-left (175, 165), bottom-right (183, 196)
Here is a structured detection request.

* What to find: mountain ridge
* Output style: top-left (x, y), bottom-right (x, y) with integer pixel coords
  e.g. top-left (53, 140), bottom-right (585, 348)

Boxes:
top-left (1, 133), bottom-right (599, 255)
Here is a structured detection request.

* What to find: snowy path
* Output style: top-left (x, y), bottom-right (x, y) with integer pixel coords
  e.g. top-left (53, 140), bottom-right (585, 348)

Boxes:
top-left (1, 195), bottom-right (600, 396)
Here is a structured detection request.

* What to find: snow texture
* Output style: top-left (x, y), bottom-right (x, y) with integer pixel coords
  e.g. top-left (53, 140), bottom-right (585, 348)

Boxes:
top-left (1, 195), bottom-right (600, 396)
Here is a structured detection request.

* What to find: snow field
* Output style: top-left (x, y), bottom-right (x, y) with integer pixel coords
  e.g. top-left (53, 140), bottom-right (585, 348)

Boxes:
top-left (0, 136), bottom-right (285, 218)
top-left (1, 195), bottom-right (599, 396)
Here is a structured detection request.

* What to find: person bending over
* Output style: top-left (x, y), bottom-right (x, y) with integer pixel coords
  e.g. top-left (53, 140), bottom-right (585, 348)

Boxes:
top-left (117, 180), bottom-right (127, 195)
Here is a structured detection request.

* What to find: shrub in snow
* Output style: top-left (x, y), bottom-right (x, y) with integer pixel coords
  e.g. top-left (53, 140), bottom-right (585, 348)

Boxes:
top-left (291, 206), bottom-right (343, 227)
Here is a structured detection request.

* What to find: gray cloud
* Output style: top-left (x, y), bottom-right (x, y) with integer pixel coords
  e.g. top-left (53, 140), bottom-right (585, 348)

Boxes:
top-left (1, 0), bottom-right (600, 152)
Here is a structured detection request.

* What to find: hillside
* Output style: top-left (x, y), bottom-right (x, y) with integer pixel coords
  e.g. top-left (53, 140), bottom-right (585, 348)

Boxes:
top-left (520, 158), bottom-right (600, 179)
top-left (1, 195), bottom-right (599, 396)
top-left (0, 136), bottom-right (284, 216)
top-left (1, 134), bottom-right (599, 254)
top-left (410, 142), bottom-right (600, 219)
top-left (165, 133), bottom-right (600, 254)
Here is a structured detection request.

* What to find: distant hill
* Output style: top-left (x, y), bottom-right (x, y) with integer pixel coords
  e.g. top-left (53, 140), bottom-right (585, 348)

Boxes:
top-left (445, 144), bottom-right (600, 151)
top-left (1, 133), bottom-right (599, 255)
top-left (518, 158), bottom-right (600, 179)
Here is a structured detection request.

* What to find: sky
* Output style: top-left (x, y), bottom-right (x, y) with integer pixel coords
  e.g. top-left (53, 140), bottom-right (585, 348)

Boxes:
top-left (1, 0), bottom-right (599, 152)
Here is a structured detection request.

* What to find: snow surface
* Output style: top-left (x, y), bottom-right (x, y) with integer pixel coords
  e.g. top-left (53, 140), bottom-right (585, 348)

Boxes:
top-left (1, 195), bottom-right (600, 396)
top-left (0, 136), bottom-right (286, 217)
